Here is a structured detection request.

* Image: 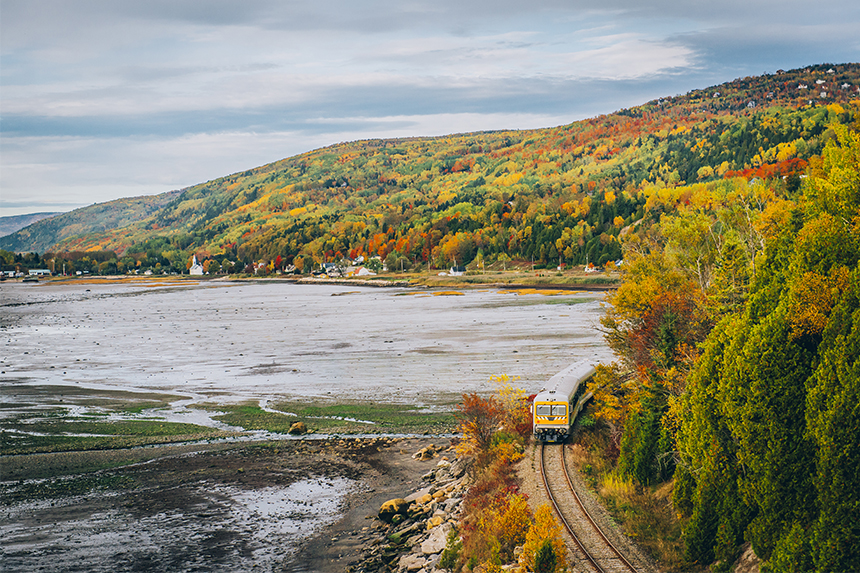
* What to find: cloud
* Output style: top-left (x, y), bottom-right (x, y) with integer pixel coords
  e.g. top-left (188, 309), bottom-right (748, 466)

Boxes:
top-left (2, 0), bottom-right (858, 217)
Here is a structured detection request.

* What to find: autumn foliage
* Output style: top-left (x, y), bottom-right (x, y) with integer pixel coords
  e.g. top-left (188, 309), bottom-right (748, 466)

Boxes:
top-left (452, 380), bottom-right (569, 572)
top-left (587, 118), bottom-right (860, 570)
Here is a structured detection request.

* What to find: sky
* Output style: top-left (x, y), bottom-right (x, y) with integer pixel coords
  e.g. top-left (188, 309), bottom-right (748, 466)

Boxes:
top-left (1, 1), bottom-right (858, 217)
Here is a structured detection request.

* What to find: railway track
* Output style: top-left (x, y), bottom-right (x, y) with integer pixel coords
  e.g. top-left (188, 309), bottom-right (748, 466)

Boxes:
top-left (539, 443), bottom-right (639, 573)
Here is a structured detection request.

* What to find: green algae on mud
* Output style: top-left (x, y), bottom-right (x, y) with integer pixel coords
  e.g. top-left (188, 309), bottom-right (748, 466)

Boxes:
top-left (207, 401), bottom-right (458, 435)
top-left (0, 416), bottom-right (232, 456)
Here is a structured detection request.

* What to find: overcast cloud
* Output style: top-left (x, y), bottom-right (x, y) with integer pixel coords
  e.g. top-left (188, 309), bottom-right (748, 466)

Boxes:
top-left (1, 0), bottom-right (858, 216)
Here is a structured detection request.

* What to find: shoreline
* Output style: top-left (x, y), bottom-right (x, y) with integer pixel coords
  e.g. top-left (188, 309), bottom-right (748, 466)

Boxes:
top-left (17, 272), bottom-right (618, 291)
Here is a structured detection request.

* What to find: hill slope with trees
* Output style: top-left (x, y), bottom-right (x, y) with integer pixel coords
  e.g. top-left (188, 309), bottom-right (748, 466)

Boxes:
top-left (8, 64), bottom-right (858, 282)
top-left (0, 191), bottom-right (181, 254)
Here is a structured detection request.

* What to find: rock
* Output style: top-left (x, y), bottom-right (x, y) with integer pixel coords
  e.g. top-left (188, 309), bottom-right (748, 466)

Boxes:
top-left (426, 516), bottom-right (444, 529)
top-left (448, 457), bottom-right (470, 479)
top-left (421, 523), bottom-right (452, 555)
top-left (418, 493), bottom-right (433, 505)
top-left (398, 553), bottom-right (427, 571)
top-left (405, 487), bottom-right (433, 503)
top-left (379, 498), bottom-right (411, 522)
top-left (413, 447), bottom-right (437, 461)
top-left (288, 421), bottom-right (307, 435)
top-left (732, 542), bottom-right (761, 573)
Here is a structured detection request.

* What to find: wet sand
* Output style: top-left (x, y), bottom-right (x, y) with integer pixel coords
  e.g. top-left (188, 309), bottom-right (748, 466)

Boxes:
top-left (1, 437), bottom-right (444, 573)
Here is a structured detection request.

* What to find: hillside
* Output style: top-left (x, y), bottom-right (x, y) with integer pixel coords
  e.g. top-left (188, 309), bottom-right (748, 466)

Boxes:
top-left (14, 64), bottom-right (860, 277)
top-left (0, 191), bottom-right (181, 254)
top-left (0, 213), bottom-right (62, 238)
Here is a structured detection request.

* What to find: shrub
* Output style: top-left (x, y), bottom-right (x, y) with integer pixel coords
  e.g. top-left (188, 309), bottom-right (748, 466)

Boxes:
top-left (439, 527), bottom-right (462, 571)
top-left (534, 538), bottom-right (558, 573)
top-left (520, 505), bottom-right (568, 573)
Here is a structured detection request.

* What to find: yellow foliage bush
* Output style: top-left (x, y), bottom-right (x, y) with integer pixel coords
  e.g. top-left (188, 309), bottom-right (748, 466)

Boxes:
top-left (520, 504), bottom-right (568, 572)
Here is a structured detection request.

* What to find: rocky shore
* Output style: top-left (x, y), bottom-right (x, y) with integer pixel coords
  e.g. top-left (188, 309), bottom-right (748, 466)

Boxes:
top-left (345, 444), bottom-right (471, 573)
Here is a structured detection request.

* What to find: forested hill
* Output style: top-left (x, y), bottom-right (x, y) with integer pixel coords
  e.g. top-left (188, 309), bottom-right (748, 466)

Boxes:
top-left (12, 64), bottom-right (860, 277)
top-left (0, 213), bottom-right (62, 238)
top-left (0, 191), bottom-right (181, 254)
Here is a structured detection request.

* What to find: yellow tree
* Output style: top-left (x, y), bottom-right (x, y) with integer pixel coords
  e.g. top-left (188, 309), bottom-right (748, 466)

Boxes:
top-left (520, 504), bottom-right (568, 572)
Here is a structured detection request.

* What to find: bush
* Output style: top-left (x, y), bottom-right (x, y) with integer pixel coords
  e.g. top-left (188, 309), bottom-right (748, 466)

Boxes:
top-left (439, 528), bottom-right (462, 571)
top-left (520, 505), bottom-right (568, 573)
top-left (534, 539), bottom-right (558, 573)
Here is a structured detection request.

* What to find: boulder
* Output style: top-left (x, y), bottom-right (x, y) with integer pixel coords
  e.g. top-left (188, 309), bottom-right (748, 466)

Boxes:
top-left (379, 498), bottom-right (411, 523)
top-left (413, 446), bottom-right (437, 461)
top-left (426, 516), bottom-right (444, 529)
top-left (288, 421), bottom-right (307, 435)
top-left (398, 553), bottom-right (427, 571)
top-left (421, 522), bottom-right (452, 555)
top-left (405, 486), bottom-right (433, 503)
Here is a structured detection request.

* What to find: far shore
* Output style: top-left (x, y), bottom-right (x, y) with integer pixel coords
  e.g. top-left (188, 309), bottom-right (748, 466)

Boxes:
top-left (17, 269), bottom-right (619, 291)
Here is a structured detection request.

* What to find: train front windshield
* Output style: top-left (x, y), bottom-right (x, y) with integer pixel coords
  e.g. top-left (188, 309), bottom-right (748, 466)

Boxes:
top-left (536, 404), bottom-right (567, 417)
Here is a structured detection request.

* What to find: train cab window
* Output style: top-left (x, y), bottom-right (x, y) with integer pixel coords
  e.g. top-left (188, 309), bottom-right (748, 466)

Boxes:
top-left (536, 405), bottom-right (552, 416)
top-left (551, 404), bottom-right (567, 416)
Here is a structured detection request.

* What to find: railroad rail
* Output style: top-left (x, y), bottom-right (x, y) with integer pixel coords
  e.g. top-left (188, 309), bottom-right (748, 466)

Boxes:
top-left (539, 443), bottom-right (639, 573)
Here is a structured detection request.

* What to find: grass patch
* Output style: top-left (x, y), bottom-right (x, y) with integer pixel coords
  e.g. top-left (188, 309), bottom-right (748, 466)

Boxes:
top-left (205, 402), bottom-right (457, 435)
top-left (277, 401), bottom-right (457, 433)
top-left (0, 419), bottom-right (228, 455)
top-left (207, 404), bottom-right (299, 433)
top-left (1, 473), bottom-right (138, 504)
top-left (4, 385), bottom-right (183, 413)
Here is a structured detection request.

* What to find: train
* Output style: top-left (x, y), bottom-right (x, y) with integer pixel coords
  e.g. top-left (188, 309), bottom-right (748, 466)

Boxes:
top-left (532, 361), bottom-right (596, 443)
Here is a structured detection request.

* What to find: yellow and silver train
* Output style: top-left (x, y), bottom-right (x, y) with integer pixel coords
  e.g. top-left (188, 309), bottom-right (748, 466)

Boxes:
top-left (532, 361), bottom-right (596, 443)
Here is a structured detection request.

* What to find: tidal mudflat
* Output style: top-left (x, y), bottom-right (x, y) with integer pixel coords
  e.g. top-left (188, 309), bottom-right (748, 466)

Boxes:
top-left (1, 278), bottom-right (610, 426)
top-left (1, 278), bottom-right (612, 571)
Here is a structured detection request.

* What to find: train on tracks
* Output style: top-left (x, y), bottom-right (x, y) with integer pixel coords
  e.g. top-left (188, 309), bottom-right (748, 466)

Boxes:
top-left (533, 361), bottom-right (596, 443)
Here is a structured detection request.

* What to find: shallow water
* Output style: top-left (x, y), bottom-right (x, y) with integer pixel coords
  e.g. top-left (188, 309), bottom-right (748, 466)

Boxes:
top-left (0, 474), bottom-right (354, 572)
top-left (1, 280), bottom-right (612, 416)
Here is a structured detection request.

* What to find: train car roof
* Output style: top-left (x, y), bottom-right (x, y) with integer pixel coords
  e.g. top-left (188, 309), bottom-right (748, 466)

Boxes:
top-left (534, 360), bottom-right (597, 400)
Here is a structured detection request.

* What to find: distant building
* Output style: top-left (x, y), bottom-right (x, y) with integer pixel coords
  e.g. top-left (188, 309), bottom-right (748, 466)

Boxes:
top-left (449, 266), bottom-right (466, 276)
top-left (28, 269), bottom-right (51, 276)
top-left (189, 255), bottom-right (204, 275)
